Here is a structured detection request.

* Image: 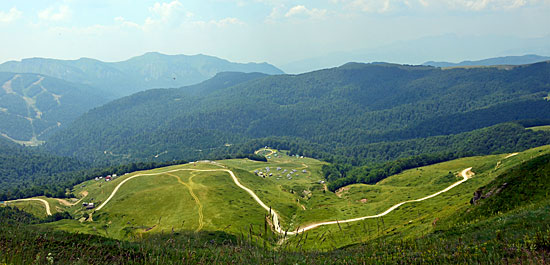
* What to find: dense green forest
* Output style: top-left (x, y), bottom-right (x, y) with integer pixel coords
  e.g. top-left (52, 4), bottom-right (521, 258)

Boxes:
top-left (319, 122), bottom-right (550, 190)
top-left (0, 137), bottom-right (194, 200)
top-left (45, 62), bottom-right (550, 164)
top-left (4, 121), bottom-right (548, 200)
top-left (0, 138), bottom-right (87, 199)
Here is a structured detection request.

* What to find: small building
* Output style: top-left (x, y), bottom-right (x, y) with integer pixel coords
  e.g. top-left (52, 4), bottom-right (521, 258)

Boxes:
top-left (113, 174), bottom-right (117, 177)
top-left (86, 203), bottom-right (95, 210)
top-left (269, 173), bottom-right (273, 176)
top-left (319, 180), bottom-right (325, 184)
top-left (277, 167), bottom-right (281, 171)
top-left (302, 170), bottom-right (307, 173)
top-left (105, 176), bottom-right (112, 181)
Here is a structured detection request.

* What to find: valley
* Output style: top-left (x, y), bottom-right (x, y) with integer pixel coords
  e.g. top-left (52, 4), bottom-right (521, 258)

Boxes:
top-left (5, 145), bottom-right (549, 251)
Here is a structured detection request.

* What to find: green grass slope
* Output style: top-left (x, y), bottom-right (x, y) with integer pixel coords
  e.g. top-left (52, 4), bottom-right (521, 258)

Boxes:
top-left (10, 145), bottom-right (547, 252)
top-left (2, 146), bottom-right (550, 263)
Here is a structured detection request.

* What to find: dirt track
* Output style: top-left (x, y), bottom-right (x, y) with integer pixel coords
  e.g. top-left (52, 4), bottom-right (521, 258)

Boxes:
top-left (96, 163), bottom-right (474, 236)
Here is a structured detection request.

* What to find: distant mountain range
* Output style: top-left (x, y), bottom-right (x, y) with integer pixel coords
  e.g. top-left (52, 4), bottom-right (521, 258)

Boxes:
top-left (45, 61), bottom-right (550, 163)
top-left (423, 55), bottom-right (550, 68)
top-left (0, 52), bottom-right (284, 97)
top-left (0, 72), bottom-right (107, 144)
top-left (280, 35), bottom-right (550, 74)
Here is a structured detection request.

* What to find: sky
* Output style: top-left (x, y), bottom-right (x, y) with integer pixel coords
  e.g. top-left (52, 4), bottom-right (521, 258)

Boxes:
top-left (1, 0), bottom-right (549, 70)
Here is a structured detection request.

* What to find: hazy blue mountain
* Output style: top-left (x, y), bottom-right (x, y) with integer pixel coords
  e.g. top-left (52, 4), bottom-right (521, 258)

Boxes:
top-left (0, 72), bottom-right (108, 144)
top-left (280, 35), bottom-right (550, 74)
top-left (45, 61), bottom-right (550, 163)
top-left (423, 54), bottom-right (550, 68)
top-left (0, 52), bottom-right (284, 97)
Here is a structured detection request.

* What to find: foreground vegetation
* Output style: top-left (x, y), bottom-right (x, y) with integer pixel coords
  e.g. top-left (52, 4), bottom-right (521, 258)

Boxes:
top-left (2, 201), bottom-right (549, 264)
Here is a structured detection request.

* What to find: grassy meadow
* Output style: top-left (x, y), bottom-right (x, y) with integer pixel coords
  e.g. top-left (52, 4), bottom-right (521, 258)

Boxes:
top-left (4, 145), bottom-right (550, 251)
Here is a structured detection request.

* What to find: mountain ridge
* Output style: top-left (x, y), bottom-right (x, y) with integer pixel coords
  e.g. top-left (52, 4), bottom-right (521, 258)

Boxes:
top-left (0, 72), bottom-right (109, 144)
top-left (423, 54), bottom-right (550, 68)
top-left (45, 61), bottom-right (550, 163)
top-left (0, 53), bottom-right (284, 97)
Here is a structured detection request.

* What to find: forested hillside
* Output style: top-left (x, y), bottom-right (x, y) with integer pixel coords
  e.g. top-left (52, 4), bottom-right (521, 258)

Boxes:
top-left (0, 138), bottom-right (86, 199)
top-left (0, 72), bottom-right (108, 144)
top-left (45, 61), bottom-right (550, 164)
top-left (0, 53), bottom-right (283, 97)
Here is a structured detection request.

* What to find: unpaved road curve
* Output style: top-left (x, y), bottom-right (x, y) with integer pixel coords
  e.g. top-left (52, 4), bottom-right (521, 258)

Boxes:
top-left (96, 165), bottom-right (474, 236)
top-left (284, 167), bottom-right (474, 235)
top-left (95, 167), bottom-right (286, 233)
top-left (6, 198), bottom-right (52, 216)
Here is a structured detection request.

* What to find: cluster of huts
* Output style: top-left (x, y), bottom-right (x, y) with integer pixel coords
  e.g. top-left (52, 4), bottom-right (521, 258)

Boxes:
top-left (82, 202), bottom-right (94, 209)
top-left (94, 174), bottom-right (118, 182)
top-left (254, 167), bottom-right (307, 180)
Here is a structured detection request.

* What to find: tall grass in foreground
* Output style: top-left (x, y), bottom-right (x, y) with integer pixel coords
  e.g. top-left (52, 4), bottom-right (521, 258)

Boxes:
top-left (1, 219), bottom-right (549, 264)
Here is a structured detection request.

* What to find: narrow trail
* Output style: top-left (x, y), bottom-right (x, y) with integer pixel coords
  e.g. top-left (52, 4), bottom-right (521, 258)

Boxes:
top-left (167, 172), bottom-right (204, 232)
top-left (6, 198), bottom-right (52, 216)
top-left (95, 164), bottom-right (474, 236)
top-left (254, 148), bottom-right (275, 157)
top-left (56, 193), bottom-right (88, 207)
top-left (504, 153), bottom-right (519, 159)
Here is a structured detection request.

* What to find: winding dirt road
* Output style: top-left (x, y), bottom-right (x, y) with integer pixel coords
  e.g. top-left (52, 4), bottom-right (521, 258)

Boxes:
top-left (285, 167), bottom-right (474, 235)
top-left (6, 198), bottom-right (52, 216)
top-left (95, 164), bottom-right (474, 236)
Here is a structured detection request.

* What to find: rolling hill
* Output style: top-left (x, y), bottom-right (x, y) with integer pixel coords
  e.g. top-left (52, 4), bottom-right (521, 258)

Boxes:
top-left (423, 54), bottom-right (550, 68)
top-left (0, 52), bottom-right (284, 97)
top-left (45, 61), bottom-right (550, 163)
top-left (2, 145), bottom-right (550, 263)
top-left (0, 72), bottom-right (108, 144)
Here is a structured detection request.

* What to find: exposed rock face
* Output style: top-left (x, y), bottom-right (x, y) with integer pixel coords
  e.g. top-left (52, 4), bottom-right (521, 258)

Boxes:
top-left (470, 183), bottom-right (508, 205)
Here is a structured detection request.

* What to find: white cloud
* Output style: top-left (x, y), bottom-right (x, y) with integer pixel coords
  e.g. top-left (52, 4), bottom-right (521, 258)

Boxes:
top-left (38, 5), bottom-right (71, 21)
top-left (340, 0), bottom-right (406, 13)
top-left (142, 0), bottom-right (194, 30)
top-left (334, 0), bottom-right (544, 12)
top-left (0, 7), bottom-right (22, 23)
top-left (114, 16), bottom-right (141, 29)
top-left (446, 0), bottom-right (528, 10)
top-left (192, 17), bottom-right (246, 28)
top-left (213, 17), bottom-right (245, 27)
top-left (285, 5), bottom-right (327, 18)
top-left (149, 1), bottom-right (185, 19)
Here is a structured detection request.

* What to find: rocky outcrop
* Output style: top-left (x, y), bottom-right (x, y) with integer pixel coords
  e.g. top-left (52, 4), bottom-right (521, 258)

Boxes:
top-left (470, 183), bottom-right (508, 205)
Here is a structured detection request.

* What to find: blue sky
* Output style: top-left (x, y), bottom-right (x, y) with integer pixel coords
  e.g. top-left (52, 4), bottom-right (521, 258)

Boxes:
top-left (1, 0), bottom-right (549, 69)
